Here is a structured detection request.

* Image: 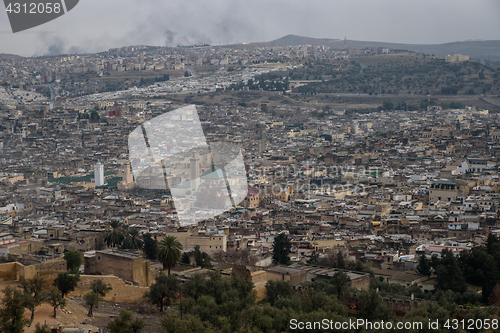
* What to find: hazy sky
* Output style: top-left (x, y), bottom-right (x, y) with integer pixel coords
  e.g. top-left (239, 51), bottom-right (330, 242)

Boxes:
top-left (0, 0), bottom-right (499, 56)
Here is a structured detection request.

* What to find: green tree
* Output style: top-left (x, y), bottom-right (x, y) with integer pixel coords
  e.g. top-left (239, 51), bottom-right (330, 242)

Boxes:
top-left (63, 251), bottom-right (82, 272)
top-left (272, 233), bottom-right (291, 265)
top-left (265, 280), bottom-right (292, 305)
top-left (145, 273), bottom-right (179, 313)
top-left (336, 251), bottom-right (346, 269)
top-left (53, 272), bottom-right (80, 298)
top-left (142, 233), bottom-right (157, 260)
top-left (434, 249), bottom-right (467, 293)
top-left (416, 254), bottom-right (432, 277)
top-left (486, 233), bottom-right (499, 255)
top-left (330, 271), bottom-right (351, 300)
top-left (90, 110), bottom-right (100, 121)
top-left (107, 308), bottom-right (145, 333)
top-left (382, 100), bottom-right (394, 111)
top-left (157, 235), bottom-right (182, 274)
top-left (91, 279), bottom-right (112, 298)
top-left (34, 323), bottom-right (51, 333)
top-left (104, 220), bottom-right (124, 248)
top-left (357, 289), bottom-right (393, 321)
top-left (46, 287), bottom-right (66, 319)
top-left (481, 255), bottom-right (499, 303)
top-left (181, 252), bottom-right (191, 265)
top-left (194, 245), bottom-right (212, 268)
top-left (184, 71), bottom-right (190, 77)
top-left (19, 276), bottom-right (46, 321)
top-left (0, 286), bottom-right (31, 333)
top-left (84, 292), bottom-right (99, 317)
top-left (122, 228), bottom-right (144, 250)
top-left (161, 313), bottom-right (215, 333)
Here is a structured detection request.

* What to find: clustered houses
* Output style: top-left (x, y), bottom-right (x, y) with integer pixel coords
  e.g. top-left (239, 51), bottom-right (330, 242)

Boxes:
top-left (0, 54), bottom-right (499, 297)
top-left (0, 43), bottom-right (389, 104)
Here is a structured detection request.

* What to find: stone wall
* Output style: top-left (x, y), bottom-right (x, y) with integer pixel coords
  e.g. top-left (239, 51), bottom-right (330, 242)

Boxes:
top-left (251, 271), bottom-right (267, 301)
top-left (69, 275), bottom-right (149, 303)
top-left (0, 262), bottom-right (19, 281)
top-left (0, 259), bottom-right (66, 281)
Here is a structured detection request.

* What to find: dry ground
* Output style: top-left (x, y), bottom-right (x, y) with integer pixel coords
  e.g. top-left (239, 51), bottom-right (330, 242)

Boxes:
top-left (0, 281), bottom-right (166, 333)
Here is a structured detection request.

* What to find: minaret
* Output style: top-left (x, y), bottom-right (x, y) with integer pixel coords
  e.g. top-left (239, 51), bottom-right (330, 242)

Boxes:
top-left (190, 152), bottom-right (200, 191)
top-left (94, 162), bottom-right (105, 187)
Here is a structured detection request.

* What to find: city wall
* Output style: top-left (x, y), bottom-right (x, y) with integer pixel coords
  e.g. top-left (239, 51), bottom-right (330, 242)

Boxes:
top-left (68, 275), bottom-right (149, 303)
top-left (0, 259), bottom-right (66, 281)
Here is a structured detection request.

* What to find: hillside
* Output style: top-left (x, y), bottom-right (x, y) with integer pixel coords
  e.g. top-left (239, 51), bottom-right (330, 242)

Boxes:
top-left (288, 53), bottom-right (500, 96)
top-left (271, 35), bottom-right (500, 61)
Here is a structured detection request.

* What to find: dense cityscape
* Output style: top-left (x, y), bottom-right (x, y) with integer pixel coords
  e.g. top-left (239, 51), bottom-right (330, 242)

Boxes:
top-left (1, 39), bottom-right (500, 332)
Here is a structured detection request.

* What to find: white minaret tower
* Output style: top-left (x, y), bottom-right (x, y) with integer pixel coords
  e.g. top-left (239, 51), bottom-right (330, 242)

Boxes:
top-left (94, 162), bottom-right (105, 187)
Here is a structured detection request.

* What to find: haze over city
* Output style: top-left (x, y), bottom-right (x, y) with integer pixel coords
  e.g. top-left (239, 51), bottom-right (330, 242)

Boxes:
top-left (0, 0), bottom-right (499, 56)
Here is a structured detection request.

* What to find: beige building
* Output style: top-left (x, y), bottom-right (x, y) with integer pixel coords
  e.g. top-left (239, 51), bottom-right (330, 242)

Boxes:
top-left (187, 234), bottom-right (227, 255)
top-left (68, 231), bottom-right (106, 253)
top-left (445, 54), bottom-right (469, 63)
top-left (429, 179), bottom-right (459, 203)
top-left (85, 249), bottom-right (151, 287)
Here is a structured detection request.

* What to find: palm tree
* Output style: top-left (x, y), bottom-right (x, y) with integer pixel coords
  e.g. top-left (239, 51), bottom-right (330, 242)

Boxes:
top-left (122, 228), bottom-right (144, 250)
top-left (104, 220), bottom-right (124, 248)
top-left (157, 236), bottom-right (182, 275)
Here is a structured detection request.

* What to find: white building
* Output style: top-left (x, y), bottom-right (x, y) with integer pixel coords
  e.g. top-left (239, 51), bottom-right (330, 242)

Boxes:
top-left (94, 162), bottom-right (105, 187)
top-left (457, 158), bottom-right (488, 174)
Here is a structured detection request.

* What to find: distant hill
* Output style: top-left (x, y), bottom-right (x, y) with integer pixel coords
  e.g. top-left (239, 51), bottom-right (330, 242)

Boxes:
top-left (0, 53), bottom-right (23, 60)
top-left (270, 35), bottom-right (500, 61)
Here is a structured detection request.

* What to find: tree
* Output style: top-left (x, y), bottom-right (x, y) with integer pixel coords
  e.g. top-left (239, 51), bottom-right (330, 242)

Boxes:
top-left (34, 323), bottom-right (51, 333)
top-left (83, 279), bottom-right (112, 317)
top-left (330, 271), bottom-right (351, 300)
top-left (122, 228), bottom-right (144, 250)
top-left (382, 100), bottom-right (394, 111)
top-left (84, 292), bottom-right (99, 317)
top-left (481, 255), bottom-right (499, 303)
top-left (194, 245), bottom-right (212, 268)
top-left (91, 279), bottom-right (112, 298)
top-left (184, 71), bottom-right (190, 77)
top-left (357, 289), bottom-right (393, 321)
top-left (19, 276), bottom-right (46, 320)
top-left (265, 280), bottom-right (292, 305)
top-left (486, 233), bottom-right (499, 255)
top-left (53, 272), bottom-right (80, 298)
top-left (145, 273), bottom-right (179, 313)
top-left (157, 235), bottom-right (182, 274)
top-left (142, 233), bottom-right (157, 260)
top-left (336, 251), bottom-right (346, 269)
top-left (46, 287), bottom-right (66, 319)
top-left (90, 110), bottom-right (100, 121)
top-left (416, 254), bottom-right (432, 277)
top-left (181, 252), bottom-right (191, 265)
top-left (104, 220), bottom-right (124, 248)
top-left (434, 249), bottom-right (467, 293)
top-left (0, 286), bottom-right (31, 333)
top-left (64, 251), bottom-right (82, 272)
top-left (272, 233), bottom-right (291, 265)
top-left (107, 308), bottom-right (145, 333)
